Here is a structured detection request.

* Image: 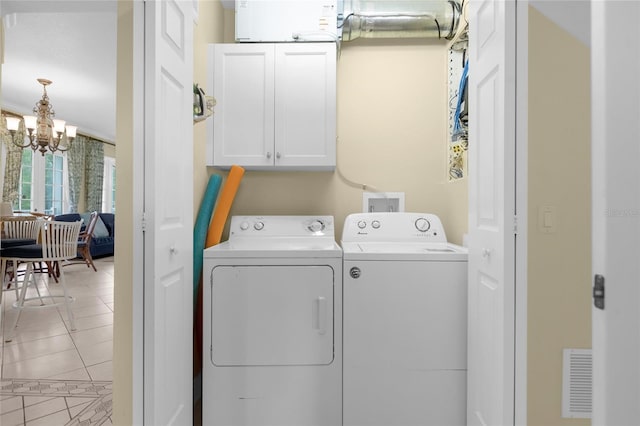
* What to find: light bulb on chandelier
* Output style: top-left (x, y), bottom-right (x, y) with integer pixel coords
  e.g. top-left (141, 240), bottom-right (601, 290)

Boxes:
top-left (4, 78), bottom-right (77, 156)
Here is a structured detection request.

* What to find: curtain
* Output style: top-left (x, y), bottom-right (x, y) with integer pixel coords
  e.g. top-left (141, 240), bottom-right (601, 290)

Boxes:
top-left (84, 138), bottom-right (104, 212)
top-left (67, 134), bottom-right (87, 212)
top-left (1, 117), bottom-right (25, 204)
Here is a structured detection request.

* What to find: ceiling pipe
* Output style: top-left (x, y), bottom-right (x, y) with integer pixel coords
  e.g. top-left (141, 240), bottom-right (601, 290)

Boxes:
top-left (341, 0), bottom-right (461, 41)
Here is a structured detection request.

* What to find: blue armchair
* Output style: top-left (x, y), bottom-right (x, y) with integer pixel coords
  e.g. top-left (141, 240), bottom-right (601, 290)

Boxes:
top-left (54, 212), bottom-right (115, 258)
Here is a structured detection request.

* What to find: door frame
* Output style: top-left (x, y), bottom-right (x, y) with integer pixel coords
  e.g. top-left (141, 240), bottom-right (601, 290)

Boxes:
top-left (467, 0), bottom-right (528, 423)
top-left (515, 1), bottom-right (529, 424)
top-left (131, 0), bottom-right (145, 424)
top-left (123, 1), bottom-right (531, 423)
top-left (591, 0), bottom-right (640, 423)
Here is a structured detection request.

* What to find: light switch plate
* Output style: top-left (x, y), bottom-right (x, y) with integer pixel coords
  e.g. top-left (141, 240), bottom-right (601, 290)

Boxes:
top-left (538, 205), bottom-right (557, 233)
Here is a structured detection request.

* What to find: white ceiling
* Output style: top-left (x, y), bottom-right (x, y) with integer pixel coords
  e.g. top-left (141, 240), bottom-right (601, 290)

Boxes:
top-left (1, 0), bottom-right (117, 143)
top-left (531, 0), bottom-right (590, 47)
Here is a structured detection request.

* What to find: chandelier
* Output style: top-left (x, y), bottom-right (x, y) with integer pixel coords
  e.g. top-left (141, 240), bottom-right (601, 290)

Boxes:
top-left (4, 78), bottom-right (77, 156)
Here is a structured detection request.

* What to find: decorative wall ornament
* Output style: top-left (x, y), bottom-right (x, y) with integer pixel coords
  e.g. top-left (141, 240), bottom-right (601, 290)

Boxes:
top-left (193, 83), bottom-right (216, 123)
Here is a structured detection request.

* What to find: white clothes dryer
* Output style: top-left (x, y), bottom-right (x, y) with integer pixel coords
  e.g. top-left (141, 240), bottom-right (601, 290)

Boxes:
top-left (341, 212), bottom-right (468, 426)
top-left (203, 216), bottom-right (342, 426)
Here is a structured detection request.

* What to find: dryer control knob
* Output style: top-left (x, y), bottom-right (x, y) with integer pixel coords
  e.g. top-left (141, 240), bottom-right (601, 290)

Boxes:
top-left (239, 221), bottom-right (250, 231)
top-left (308, 220), bottom-right (325, 233)
top-left (371, 220), bottom-right (381, 229)
top-left (357, 220), bottom-right (367, 229)
top-left (415, 218), bottom-right (431, 232)
top-left (254, 221), bottom-right (265, 231)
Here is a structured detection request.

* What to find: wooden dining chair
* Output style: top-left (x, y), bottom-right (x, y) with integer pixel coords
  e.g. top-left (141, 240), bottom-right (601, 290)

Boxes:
top-left (74, 211), bottom-right (99, 271)
top-left (0, 217), bottom-right (43, 284)
top-left (51, 211), bottom-right (100, 276)
top-left (3, 217), bottom-right (41, 239)
top-left (1, 220), bottom-right (82, 342)
top-left (2, 215), bottom-right (60, 281)
top-left (1, 218), bottom-right (43, 298)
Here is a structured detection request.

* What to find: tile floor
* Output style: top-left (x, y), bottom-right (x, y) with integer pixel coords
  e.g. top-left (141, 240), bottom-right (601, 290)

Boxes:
top-left (0, 257), bottom-right (114, 425)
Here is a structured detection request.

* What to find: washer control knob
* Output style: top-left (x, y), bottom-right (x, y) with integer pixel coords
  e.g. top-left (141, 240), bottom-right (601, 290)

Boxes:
top-left (254, 221), bottom-right (264, 231)
top-left (239, 221), bottom-right (250, 231)
top-left (371, 220), bottom-right (381, 229)
top-left (357, 220), bottom-right (367, 229)
top-left (415, 218), bottom-right (431, 232)
top-left (308, 220), bottom-right (325, 233)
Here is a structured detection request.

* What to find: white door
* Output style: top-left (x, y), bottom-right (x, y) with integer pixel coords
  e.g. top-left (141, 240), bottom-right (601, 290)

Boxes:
top-left (467, 0), bottom-right (516, 425)
top-left (143, 0), bottom-right (194, 424)
top-left (591, 1), bottom-right (640, 424)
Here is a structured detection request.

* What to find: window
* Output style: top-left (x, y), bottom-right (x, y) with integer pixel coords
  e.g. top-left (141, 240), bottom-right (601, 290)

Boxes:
top-left (45, 153), bottom-right (65, 215)
top-left (15, 149), bottom-right (33, 211)
top-left (14, 150), bottom-right (65, 215)
top-left (102, 156), bottom-right (116, 213)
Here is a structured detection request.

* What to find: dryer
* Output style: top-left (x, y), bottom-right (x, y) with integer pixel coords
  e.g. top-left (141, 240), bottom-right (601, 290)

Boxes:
top-left (342, 212), bottom-right (468, 426)
top-left (203, 215), bottom-right (342, 426)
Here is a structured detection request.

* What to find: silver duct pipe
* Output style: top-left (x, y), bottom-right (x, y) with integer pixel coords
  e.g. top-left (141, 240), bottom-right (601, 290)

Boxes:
top-left (341, 0), bottom-right (461, 41)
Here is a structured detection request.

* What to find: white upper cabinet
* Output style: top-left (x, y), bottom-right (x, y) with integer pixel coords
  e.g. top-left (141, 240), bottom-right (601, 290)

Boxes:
top-left (207, 42), bottom-right (337, 170)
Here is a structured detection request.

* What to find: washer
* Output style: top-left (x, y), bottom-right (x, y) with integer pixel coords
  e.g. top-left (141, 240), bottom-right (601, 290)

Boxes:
top-left (203, 215), bottom-right (342, 426)
top-left (341, 212), bottom-right (468, 426)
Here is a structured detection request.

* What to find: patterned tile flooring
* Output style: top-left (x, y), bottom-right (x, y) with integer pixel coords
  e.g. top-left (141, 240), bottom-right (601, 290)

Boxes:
top-left (0, 257), bottom-right (114, 425)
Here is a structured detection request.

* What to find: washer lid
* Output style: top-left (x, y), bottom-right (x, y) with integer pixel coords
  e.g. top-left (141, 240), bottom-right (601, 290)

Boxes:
top-left (341, 241), bottom-right (467, 261)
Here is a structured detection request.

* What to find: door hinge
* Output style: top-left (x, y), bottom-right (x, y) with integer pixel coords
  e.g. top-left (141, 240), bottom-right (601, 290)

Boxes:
top-left (513, 215), bottom-right (518, 234)
top-left (141, 212), bottom-right (147, 233)
top-left (593, 274), bottom-right (605, 310)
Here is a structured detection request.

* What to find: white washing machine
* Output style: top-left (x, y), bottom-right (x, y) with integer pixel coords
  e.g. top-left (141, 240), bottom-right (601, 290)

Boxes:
top-left (202, 215), bottom-right (342, 426)
top-left (342, 212), bottom-right (468, 426)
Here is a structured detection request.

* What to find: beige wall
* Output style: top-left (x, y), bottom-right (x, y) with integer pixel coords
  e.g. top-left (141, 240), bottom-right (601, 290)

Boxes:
top-left (113, 2), bottom-right (134, 424)
top-left (194, 1), bottom-right (226, 215)
top-left (196, 17), bottom-right (468, 245)
top-left (527, 7), bottom-right (591, 425)
top-left (103, 142), bottom-right (115, 159)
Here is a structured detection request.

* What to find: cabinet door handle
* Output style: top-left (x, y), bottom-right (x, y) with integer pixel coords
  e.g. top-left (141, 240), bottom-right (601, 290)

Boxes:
top-left (266, 152), bottom-right (272, 159)
top-left (276, 152), bottom-right (281, 159)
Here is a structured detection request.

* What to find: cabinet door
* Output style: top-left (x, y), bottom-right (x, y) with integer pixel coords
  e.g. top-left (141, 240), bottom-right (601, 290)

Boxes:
top-left (274, 43), bottom-right (336, 169)
top-left (210, 44), bottom-right (275, 167)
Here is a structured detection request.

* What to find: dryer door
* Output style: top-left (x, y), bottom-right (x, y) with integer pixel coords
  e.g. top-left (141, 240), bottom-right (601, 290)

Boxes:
top-left (211, 265), bottom-right (334, 366)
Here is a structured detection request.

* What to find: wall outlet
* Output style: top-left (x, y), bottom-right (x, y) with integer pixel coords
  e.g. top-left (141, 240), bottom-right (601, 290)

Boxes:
top-left (363, 192), bottom-right (405, 213)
